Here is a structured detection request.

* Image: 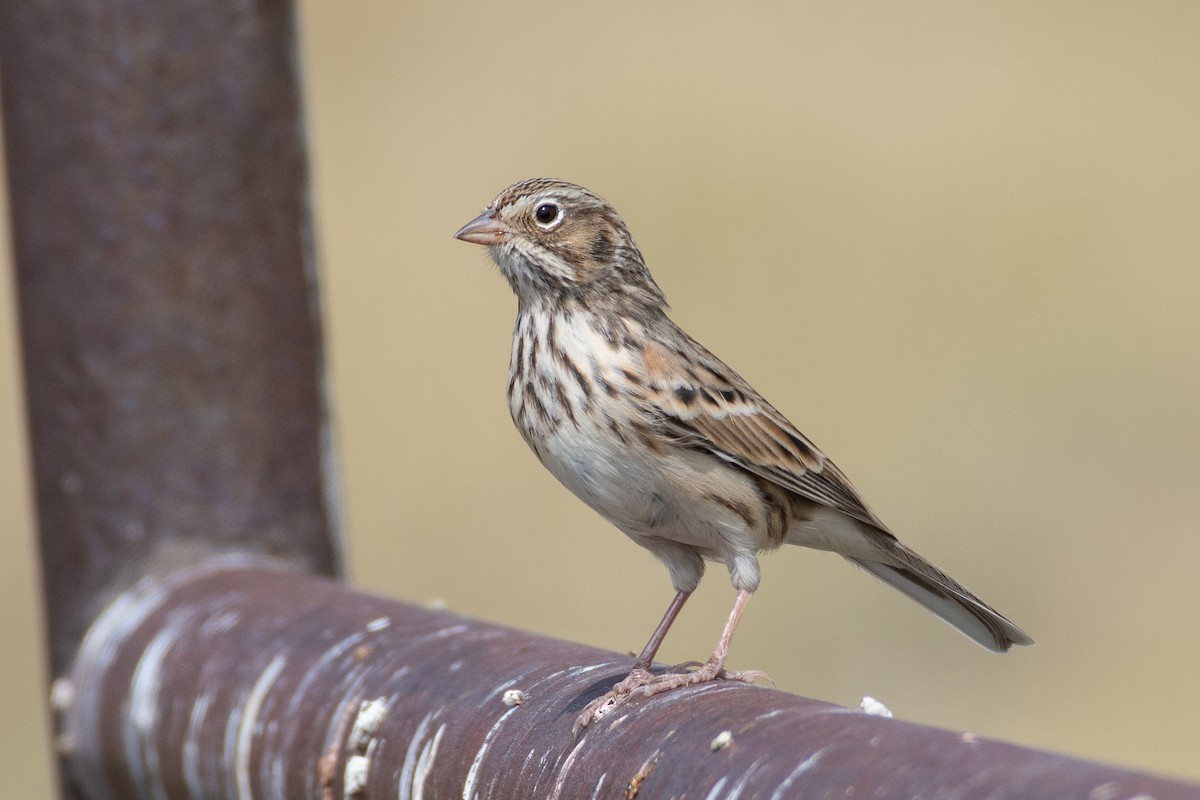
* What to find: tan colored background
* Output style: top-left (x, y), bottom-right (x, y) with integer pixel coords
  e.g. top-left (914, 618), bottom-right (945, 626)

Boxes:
top-left (3, 1), bottom-right (1199, 793)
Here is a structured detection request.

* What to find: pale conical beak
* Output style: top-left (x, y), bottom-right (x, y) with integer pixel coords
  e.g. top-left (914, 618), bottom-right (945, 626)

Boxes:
top-left (454, 211), bottom-right (510, 246)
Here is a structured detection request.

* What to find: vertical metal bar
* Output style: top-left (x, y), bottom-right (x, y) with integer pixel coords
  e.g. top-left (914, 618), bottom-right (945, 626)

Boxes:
top-left (0, 0), bottom-right (340, 793)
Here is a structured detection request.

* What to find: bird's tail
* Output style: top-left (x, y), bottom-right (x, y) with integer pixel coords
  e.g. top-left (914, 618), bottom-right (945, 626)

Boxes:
top-left (847, 540), bottom-right (1033, 653)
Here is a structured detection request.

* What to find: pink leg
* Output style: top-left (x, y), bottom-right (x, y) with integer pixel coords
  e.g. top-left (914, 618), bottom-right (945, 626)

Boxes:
top-left (703, 588), bottom-right (752, 673)
top-left (575, 589), bottom-right (763, 733)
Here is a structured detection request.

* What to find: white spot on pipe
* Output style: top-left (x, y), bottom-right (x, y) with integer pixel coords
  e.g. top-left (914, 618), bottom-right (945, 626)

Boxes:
top-left (344, 754), bottom-right (369, 798)
top-left (710, 730), bottom-right (733, 752)
top-left (235, 654), bottom-right (286, 800)
top-left (350, 698), bottom-right (389, 753)
top-left (859, 697), bottom-right (892, 718)
top-left (500, 689), bottom-right (525, 707)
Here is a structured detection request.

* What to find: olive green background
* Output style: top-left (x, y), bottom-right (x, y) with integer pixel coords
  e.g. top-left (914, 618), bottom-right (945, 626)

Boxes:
top-left (3, 2), bottom-right (1199, 793)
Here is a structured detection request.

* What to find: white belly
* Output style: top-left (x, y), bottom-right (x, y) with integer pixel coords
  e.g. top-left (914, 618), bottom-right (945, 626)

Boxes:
top-left (505, 305), bottom-right (766, 566)
top-left (533, 417), bottom-right (754, 554)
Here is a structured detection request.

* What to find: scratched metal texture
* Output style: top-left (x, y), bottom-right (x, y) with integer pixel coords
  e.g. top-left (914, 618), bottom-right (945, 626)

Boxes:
top-left (64, 561), bottom-right (1199, 800)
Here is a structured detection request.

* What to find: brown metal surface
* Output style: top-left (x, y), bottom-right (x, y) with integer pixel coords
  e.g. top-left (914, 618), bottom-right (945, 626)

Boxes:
top-left (0, 0), bottom-right (341, 692)
top-left (65, 562), bottom-right (1200, 800)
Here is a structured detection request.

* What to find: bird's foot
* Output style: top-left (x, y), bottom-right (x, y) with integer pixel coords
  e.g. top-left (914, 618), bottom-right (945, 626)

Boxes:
top-left (673, 660), bottom-right (774, 687)
top-left (573, 660), bottom-right (768, 734)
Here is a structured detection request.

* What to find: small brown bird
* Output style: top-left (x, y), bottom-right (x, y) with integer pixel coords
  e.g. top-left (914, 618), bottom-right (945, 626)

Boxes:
top-left (455, 178), bottom-right (1032, 729)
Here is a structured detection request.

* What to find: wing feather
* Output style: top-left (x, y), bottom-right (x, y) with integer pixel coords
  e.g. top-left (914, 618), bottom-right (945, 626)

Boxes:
top-left (642, 334), bottom-right (887, 530)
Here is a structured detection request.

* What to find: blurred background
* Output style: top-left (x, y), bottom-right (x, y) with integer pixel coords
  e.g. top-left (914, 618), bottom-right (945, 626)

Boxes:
top-left (3, 1), bottom-right (1199, 793)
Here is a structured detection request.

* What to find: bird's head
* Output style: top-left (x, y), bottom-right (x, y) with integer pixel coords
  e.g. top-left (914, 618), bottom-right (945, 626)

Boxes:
top-left (454, 178), bottom-right (668, 311)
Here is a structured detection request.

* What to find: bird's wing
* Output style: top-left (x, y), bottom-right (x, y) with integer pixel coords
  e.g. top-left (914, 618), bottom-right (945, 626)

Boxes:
top-left (641, 336), bottom-right (887, 530)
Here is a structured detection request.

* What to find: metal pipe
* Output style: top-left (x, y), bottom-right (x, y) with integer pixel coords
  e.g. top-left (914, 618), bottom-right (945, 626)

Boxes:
top-left (63, 560), bottom-right (1199, 800)
top-left (0, 2), bottom-right (339, 796)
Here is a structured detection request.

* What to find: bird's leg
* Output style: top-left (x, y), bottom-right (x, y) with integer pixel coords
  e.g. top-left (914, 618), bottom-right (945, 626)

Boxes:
top-left (598, 590), bottom-right (691, 700)
top-left (632, 589), bottom-right (691, 669)
top-left (665, 588), bottom-right (761, 684)
top-left (574, 589), bottom-right (762, 733)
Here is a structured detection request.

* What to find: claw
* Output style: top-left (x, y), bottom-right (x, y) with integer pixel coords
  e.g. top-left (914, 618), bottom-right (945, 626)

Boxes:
top-left (573, 660), bottom-right (766, 734)
top-left (574, 691), bottom-right (624, 734)
top-left (720, 668), bottom-right (773, 687)
top-left (575, 590), bottom-right (763, 733)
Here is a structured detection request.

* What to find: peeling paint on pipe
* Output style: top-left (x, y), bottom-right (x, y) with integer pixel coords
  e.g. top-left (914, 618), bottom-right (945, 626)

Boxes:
top-left (64, 561), bottom-right (1198, 800)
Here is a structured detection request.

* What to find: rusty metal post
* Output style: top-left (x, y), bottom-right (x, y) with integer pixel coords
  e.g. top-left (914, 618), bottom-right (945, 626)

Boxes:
top-left (0, 0), bottom-right (340, 797)
top-left (63, 561), bottom-right (1198, 800)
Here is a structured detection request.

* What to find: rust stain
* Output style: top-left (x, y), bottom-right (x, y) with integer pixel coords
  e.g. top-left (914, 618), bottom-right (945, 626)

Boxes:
top-left (623, 751), bottom-right (662, 799)
top-left (318, 700), bottom-right (360, 800)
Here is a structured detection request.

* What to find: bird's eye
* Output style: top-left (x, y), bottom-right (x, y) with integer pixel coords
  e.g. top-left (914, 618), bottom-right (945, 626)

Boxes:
top-left (533, 202), bottom-right (563, 228)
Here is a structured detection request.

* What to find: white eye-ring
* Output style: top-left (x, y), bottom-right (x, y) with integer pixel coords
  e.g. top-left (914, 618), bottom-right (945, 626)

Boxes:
top-left (532, 200), bottom-right (565, 229)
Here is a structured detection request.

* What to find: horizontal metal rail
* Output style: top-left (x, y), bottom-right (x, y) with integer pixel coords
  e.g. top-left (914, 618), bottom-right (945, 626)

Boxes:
top-left (62, 558), bottom-right (1198, 800)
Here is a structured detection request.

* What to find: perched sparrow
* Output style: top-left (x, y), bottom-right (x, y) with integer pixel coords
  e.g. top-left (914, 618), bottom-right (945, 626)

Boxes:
top-left (455, 179), bottom-right (1032, 729)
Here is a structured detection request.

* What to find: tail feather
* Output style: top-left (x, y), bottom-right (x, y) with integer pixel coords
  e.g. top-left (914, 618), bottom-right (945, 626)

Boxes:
top-left (847, 544), bottom-right (1033, 653)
